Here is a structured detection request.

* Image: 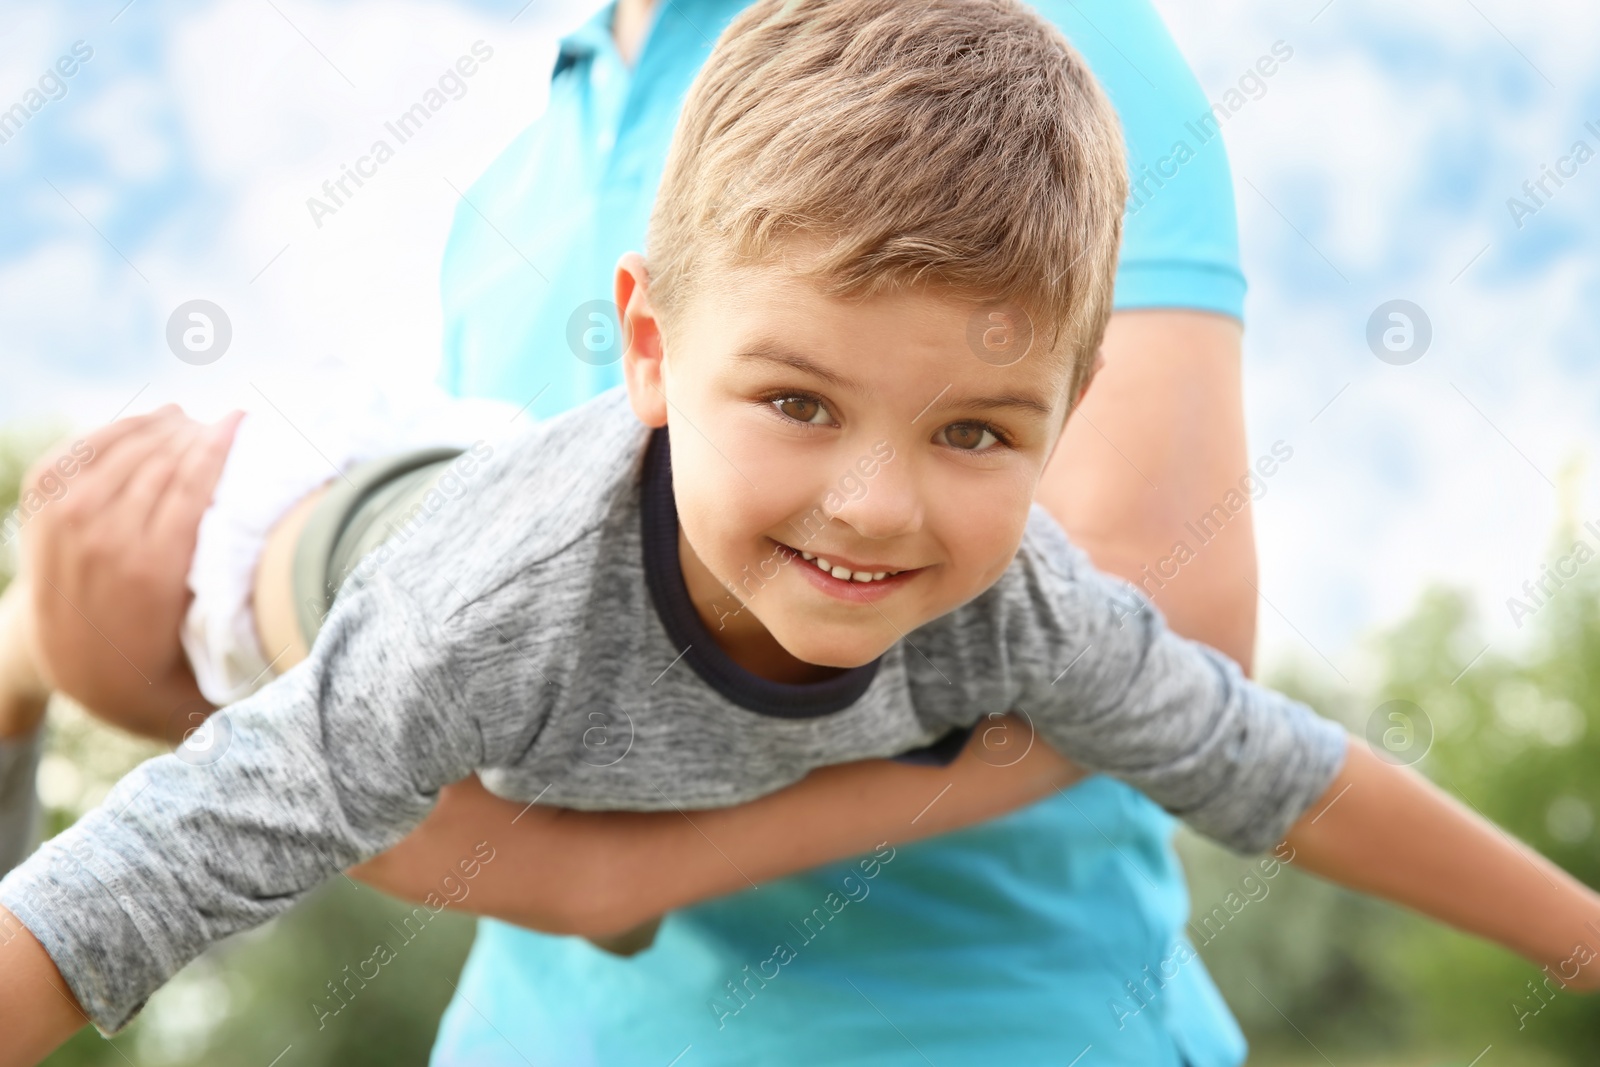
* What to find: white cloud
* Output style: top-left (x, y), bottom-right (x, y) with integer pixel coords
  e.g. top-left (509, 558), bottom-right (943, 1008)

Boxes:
top-left (1154, 0), bottom-right (1600, 674)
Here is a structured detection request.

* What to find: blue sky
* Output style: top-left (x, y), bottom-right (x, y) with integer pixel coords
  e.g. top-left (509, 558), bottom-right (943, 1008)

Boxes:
top-left (1157, 0), bottom-right (1600, 680)
top-left (2, 0), bottom-right (1598, 679)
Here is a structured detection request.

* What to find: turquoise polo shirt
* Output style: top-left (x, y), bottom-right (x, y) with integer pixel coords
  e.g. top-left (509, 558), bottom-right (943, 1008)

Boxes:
top-left (432, 2), bottom-right (1250, 1064)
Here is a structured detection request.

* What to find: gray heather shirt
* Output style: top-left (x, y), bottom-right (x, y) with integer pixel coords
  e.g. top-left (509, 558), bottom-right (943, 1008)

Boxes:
top-left (0, 385), bottom-right (1348, 1033)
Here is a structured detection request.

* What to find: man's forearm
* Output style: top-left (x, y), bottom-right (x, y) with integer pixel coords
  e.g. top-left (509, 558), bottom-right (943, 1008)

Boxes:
top-left (1287, 739), bottom-right (1600, 986)
top-left (356, 717), bottom-right (1081, 937)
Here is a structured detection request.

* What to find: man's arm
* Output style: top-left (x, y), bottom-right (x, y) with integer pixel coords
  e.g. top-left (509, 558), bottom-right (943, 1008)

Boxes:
top-left (1039, 309), bottom-right (1257, 672)
top-left (352, 713), bottom-right (1081, 935)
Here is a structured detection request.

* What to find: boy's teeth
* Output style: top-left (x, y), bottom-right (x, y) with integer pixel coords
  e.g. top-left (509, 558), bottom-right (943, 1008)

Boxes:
top-left (810, 556), bottom-right (900, 583)
top-left (801, 551), bottom-right (815, 560)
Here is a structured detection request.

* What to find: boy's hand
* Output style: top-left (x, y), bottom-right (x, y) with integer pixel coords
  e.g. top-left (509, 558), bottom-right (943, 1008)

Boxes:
top-left (22, 407), bottom-right (240, 742)
top-left (351, 716), bottom-right (1082, 937)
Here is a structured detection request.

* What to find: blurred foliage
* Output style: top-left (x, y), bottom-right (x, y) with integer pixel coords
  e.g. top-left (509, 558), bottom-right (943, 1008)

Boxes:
top-left (6, 417), bottom-right (1600, 1065)
top-left (1183, 510), bottom-right (1600, 1065)
top-left (0, 420), bottom-right (69, 585)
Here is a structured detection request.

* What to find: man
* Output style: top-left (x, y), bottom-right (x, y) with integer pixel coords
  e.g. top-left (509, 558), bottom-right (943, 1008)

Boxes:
top-left (13, 1), bottom-right (1262, 1062)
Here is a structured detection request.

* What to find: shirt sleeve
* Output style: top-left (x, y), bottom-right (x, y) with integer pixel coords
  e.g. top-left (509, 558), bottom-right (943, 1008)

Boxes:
top-left (0, 569), bottom-right (500, 1035)
top-left (1031, 0), bottom-right (1247, 318)
top-left (1005, 506), bottom-right (1347, 854)
top-left (0, 726), bottom-right (41, 877)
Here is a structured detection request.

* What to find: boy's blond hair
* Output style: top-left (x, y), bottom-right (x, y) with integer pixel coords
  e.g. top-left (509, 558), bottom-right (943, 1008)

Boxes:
top-left (646, 0), bottom-right (1128, 407)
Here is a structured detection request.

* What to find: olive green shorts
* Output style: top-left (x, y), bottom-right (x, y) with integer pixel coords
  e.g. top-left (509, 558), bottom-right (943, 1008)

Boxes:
top-left (291, 447), bottom-right (463, 646)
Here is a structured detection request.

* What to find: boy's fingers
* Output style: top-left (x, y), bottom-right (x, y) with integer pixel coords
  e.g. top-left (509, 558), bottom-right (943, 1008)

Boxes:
top-left (148, 412), bottom-right (243, 546)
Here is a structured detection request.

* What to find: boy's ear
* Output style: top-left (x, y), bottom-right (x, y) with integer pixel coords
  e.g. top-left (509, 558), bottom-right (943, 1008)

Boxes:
top-left (1073, 347), bottom-right (1106, 409)
top-left (615, 251), bottom-right (669, 429)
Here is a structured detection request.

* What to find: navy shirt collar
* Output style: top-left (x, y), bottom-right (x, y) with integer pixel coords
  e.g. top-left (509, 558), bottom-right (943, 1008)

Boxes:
top-left (639, 425), bottom-right (883, 718)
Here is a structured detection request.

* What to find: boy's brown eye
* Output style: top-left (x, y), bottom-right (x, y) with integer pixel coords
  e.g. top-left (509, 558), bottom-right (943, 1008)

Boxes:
top-left (943, 422), bottom-right (997, 450)
top-left (776, 396), bottom-right (824, 423)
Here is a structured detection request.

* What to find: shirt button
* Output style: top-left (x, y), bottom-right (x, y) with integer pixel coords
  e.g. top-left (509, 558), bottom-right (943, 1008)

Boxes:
top-left (597, 130), bottom-right (615, 152)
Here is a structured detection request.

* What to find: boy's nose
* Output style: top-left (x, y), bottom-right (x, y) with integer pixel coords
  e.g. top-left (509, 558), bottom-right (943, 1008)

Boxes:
top-left (827, 455), bottom-right (923, 542)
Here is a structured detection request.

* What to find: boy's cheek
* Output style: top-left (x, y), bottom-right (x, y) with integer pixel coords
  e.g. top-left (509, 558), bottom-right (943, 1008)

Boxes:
top-left (936, 492), bottom-right (1033, 596)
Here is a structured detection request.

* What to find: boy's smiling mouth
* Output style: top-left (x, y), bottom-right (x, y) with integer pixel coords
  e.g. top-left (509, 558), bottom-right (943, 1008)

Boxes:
top-left (769, 538), bottom-right (924, 601)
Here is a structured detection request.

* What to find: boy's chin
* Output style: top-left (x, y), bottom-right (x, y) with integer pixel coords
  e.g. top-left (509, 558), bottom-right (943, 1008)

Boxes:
top-left (772, 627), bottom-right (891, 672)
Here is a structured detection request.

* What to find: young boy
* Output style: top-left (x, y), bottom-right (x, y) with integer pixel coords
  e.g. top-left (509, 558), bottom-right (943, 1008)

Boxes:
top-left (2, 0), bottom-right (1599, 1060)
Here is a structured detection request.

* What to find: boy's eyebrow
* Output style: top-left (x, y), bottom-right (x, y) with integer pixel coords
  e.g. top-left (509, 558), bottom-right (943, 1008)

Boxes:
top-left (734, 341), bottom-right (863, 392)
top-left (941, 392), bottom-right (1056, 419)
top-left (734, 341), bottom-right (1056, 419)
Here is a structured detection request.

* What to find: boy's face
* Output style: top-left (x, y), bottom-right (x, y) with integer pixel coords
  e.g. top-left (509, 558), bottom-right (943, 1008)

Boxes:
top-left (619, 250), bottom-right (1078, 673)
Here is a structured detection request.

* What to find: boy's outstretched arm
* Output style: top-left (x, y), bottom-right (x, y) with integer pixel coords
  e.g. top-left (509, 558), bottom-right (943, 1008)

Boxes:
top-left (1286, 738), bottom-right (1600, 987)
top-left (0, 556), bottom-right (509, 1051)
top-left (0, 904), bottom-right (85, 1064)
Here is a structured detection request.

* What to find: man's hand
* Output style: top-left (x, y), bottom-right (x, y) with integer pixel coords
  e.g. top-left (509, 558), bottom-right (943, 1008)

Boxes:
top-left (22, 406), bottom-right (241, 742)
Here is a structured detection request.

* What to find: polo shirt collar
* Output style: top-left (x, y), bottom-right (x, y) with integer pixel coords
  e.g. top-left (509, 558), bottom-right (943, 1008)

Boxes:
top-left (553, 1), bottom-right (622, 79)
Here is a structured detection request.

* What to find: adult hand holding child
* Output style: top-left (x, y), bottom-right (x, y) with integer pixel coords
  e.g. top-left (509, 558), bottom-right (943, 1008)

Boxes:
top-left (16, 406), bottom-right (239, 742)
